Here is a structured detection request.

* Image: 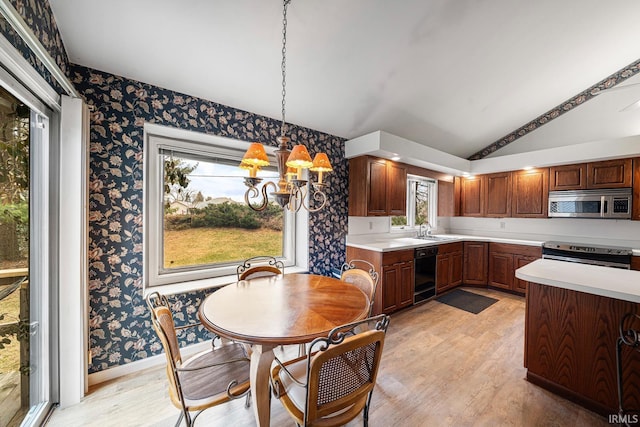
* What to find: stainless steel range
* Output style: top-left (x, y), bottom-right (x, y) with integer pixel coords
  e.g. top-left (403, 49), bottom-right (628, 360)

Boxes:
top-left (541, 241), bottom-right (633, 269)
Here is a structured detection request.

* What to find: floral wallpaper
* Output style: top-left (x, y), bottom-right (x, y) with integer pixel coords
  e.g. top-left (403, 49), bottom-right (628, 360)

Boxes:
top-left (468, 58), bottom-right (640, 160)
top-left (69, 64), bottom-right (348, 373)
top-left (0, 0), bottom-right (68, 94)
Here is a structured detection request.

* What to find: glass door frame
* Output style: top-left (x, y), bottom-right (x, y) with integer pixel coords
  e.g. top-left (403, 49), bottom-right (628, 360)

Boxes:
top-left (0, 63), bottom-right (59, 426)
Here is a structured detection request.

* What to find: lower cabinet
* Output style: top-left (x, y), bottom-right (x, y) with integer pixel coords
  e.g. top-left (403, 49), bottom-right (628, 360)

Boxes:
top-left (381, 253), bottom-right (414, 313)
top-left (436, 242), bottom-right (463, 293)
top-left (489, 243), bottom-right (541, 294)
top-left (345, 246), bottom-right (414, 315)
top-left (463, 242), bottom-right (488, 285)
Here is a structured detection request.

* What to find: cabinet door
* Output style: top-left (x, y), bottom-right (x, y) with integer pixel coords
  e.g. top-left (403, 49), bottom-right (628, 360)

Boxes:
top-left (587, 159), bottom-right (632, 189)
top-left (460, 176), bottom-right (485, 217)
top-left (485, 172), bottom-right (511, 217)
top-left (397, 261), bottom-right (414, 308)
top-left (387, 162), bottom-right (407, 216)
top-left (463, 242), bottom-right (488, 285)
top-left (489, 251), bottom-right (513, 290)
top-left (436, 254), bottom-right (450, 293)
top-left (512, 168), bottom-right (549, 218)
top-left (381, 264), bottom-right (398, 313)
top-left (549, 164), bottom-right (587, 191)
top-left (367, 159), bottom-right (388, 215)
top-left (634, 158), bottom-right (640, 221)
top-left (513, 255), bottom-right (537, 293)
top-left (450, 251), bottom-right (463, 287)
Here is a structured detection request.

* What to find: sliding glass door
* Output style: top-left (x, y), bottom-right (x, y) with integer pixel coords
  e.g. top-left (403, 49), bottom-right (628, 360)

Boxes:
top-left (0, 84), bottom-right (52, 426)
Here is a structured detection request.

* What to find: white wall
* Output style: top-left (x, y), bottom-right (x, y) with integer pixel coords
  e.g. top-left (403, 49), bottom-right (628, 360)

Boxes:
top-left (443, 216), bottom-right (640, 248)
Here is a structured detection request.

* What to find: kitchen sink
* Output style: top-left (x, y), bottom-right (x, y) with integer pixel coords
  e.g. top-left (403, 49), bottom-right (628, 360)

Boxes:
top-left (418, 235), bottom-right (454, 241)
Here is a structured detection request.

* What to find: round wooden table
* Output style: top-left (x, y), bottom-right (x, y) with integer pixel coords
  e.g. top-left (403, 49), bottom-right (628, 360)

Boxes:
top-left (198, 273), bottom-right (370, 427)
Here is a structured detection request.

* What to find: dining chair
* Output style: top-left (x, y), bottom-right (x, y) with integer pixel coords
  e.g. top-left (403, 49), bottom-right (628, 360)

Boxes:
top-left (270, 314), bottom-right (390, 427)
top-left (616, 312), bottom-right (640, 427)
top-left (237, 255), bottom-right (284, 280)
top-left (340, 259), bottom-right (379, 316)
top-left (146, 291), bottom-right (251, 427)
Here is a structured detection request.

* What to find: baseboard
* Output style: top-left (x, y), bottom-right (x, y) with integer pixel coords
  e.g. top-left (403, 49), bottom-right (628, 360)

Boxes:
top-left (87, 341), bottom-right (211, 386)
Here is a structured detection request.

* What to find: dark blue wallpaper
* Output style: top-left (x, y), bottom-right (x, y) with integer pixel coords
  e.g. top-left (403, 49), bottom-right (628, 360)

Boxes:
top-left (0, 0), bottom-right (69, 94)
top-left (69, 65), bottom-right (348, 373)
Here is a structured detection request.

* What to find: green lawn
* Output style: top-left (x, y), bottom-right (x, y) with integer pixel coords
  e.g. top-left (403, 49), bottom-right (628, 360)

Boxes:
top-left (164, 227), bottom-right (283, 268)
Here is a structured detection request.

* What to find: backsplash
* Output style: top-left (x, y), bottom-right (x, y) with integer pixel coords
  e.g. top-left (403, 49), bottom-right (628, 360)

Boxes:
top-left (70, 65), bottom-right (348, 373)
top-left (444, 216), bottom-right (640, 248)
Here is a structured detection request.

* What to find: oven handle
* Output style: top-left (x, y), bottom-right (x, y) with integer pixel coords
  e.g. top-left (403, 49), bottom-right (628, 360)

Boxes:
top-left (542, 254), bottom-right (630, 269)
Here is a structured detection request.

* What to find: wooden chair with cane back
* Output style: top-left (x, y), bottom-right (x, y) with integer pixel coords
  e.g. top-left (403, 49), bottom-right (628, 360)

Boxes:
top-left (340, 259), bottom-right (379, 316)
top-left (270, 314), bottom-right (390, 427)
top-left (146, 291), bottom-right (251, 426)
top-left (237, 255), bottom-right (284, 280)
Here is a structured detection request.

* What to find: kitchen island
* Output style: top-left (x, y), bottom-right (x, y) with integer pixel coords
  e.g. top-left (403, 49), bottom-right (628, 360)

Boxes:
top-left (516, 260), bottom-right (640, 416)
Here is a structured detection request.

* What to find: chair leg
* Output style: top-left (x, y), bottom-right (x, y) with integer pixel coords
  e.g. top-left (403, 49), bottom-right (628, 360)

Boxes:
top-left (245, 390), bottom-right (252, 408)
top-left (363, 391), bottom-right (374, 427)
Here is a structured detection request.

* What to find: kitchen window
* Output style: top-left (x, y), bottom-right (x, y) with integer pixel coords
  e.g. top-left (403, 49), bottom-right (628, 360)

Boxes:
top-left (144, 126), bottom-right (298, 288)
top-left (391, 175), bottom-right (437, 230)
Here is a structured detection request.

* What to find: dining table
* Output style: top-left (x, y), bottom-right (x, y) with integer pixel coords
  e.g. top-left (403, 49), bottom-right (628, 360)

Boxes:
top-left (198, 272), bottom-right (370, 427)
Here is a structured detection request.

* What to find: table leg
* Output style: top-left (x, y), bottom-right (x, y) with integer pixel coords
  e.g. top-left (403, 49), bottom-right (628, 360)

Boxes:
top-left (250, 344), bottom-right (276, 427)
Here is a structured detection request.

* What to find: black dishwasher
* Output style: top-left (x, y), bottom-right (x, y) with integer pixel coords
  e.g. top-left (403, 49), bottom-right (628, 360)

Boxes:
top-left (414, 246), bottom-right (438, 304)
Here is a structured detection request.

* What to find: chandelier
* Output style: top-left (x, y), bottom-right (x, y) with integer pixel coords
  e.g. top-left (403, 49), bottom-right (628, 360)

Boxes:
top-left (239, 0), bottom-right (332, 212)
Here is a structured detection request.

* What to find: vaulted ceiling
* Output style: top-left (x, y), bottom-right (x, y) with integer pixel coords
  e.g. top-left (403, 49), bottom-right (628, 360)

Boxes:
top-left (49, 0), bottom-right (640, 159)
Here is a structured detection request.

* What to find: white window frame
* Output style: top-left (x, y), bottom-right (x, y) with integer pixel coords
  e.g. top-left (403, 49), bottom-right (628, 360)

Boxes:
top-left (392, 174), bottom-right (438, 230)
top-left (143, 124), bottom-right (305, 291)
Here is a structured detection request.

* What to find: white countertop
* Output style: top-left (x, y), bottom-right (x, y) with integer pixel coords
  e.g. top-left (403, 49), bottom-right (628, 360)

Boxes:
top-left (346, 234), bottom-right (544, 252)
top-left (516, 259), bottom-right (640, 303)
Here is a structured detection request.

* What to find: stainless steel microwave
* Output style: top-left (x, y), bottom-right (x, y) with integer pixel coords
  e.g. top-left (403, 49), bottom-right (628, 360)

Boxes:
top-left (548, 188), bottom-right (632, 219)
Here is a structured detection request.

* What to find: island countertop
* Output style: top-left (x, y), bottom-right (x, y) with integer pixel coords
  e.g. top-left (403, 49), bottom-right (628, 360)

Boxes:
top-left (516, 258), bottom-right (640, 303)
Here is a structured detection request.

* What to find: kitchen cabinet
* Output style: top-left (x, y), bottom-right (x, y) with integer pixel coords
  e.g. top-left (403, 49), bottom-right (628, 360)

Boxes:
top-left (463, 242), bottom-right (488, 285)
top-left (436, 242), bottom-right (463, 293)
top-left (549, 163), bottom-right (587, 191)
top-left (587, 158), bottom-right (633, 189)
top-left (348, 156), bottom-right (407, 216)
top-left (511, 168), bottom-right (549, 218)
top-left (633, 158), bottom-right (640, 221)
top-left (485, 172), bottom-right (511, 217)
top-left (489, 243), bottom-right (541, 294)
top-left (381, 250), bottom-right (414, 313)
top-left (526, 282), bottom-right (640, 415)
top-left (631, 256), bottom-right (640, 271)
top-left (459, 176), bottom-right (485, 217)
top-left (345, 246), bottom-right (413, 315)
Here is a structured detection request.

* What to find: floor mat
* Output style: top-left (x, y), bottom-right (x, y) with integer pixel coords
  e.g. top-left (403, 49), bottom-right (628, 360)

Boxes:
top-left (436, 289), bottom-right (498, 314)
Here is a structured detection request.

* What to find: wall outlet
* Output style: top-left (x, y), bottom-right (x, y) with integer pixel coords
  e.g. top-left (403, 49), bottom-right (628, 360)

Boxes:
top-left (500, 221), bottom-right (506, 229)
top-left (369, 221), bottom-right (373, 230)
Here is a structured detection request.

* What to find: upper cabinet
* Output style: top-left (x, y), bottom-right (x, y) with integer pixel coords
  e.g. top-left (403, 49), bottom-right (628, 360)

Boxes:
top-left (460, 176), bottom-right (484, 217)
top-left (485, 172), bottom-right (512, 217)
top-left (634, 158), bottom-right (640, 221)
top-left (549, 163), bottom-right (587, 191)
top-left (511, 168), bottom-right (549, 218)
top-left (349, 156), bottom-right (407, 216)
top-left (549, 159), bottom-right (632, 191)
top-left (586, 159), bottom-right (633, 189)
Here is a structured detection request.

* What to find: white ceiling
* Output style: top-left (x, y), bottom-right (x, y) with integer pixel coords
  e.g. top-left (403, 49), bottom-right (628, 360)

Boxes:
top-left (49, 0), bottom-right (640, 159)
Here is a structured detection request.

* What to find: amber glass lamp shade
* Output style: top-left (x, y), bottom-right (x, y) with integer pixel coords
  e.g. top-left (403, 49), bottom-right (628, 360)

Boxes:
top-left (310, 153), bottom-right (333, 185)
top-left (241, 143), bottom-right (270, 167)
top-left (286, 145), bottom-right (313, 179)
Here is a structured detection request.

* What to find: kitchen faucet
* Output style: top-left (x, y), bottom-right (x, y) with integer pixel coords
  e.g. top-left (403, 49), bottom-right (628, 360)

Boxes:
top-left (417, 222), bottom-right (432, 238)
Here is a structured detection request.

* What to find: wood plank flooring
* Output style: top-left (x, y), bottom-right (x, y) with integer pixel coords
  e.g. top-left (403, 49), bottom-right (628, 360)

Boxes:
top-left (46, 288), bottom-right (610, 427)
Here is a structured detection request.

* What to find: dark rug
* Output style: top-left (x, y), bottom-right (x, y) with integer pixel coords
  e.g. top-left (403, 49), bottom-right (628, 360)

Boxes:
top-left (436, 289), bottom-right (498, 314)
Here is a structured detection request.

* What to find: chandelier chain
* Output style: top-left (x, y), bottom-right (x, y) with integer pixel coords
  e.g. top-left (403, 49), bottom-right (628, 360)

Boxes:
top-left (280, 0), bottom-right (291, 137)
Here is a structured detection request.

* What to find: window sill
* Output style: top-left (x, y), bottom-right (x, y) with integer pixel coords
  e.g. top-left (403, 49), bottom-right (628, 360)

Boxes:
top-left (143, 265), bottom-right (309, 297)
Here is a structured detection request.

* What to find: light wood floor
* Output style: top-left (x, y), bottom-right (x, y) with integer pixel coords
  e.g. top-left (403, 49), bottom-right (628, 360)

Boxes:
top-left (46, 288), bottom-right (609, 427)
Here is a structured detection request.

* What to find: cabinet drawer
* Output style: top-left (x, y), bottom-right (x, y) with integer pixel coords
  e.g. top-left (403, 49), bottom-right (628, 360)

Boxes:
top-left (382, 249), bottom-right (413, 265)
top-left (437, 242), bottom-right (463, 255)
